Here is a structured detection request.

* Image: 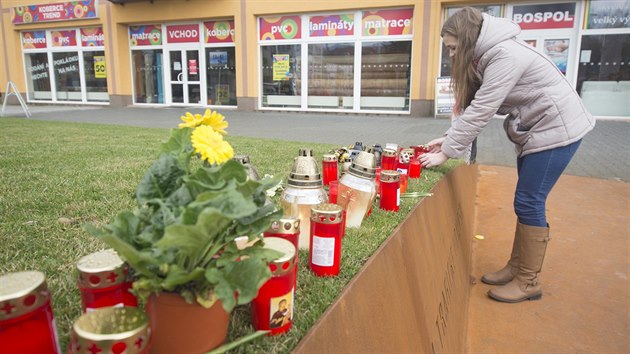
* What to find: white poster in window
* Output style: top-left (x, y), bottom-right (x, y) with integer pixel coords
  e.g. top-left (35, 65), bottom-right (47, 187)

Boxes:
top-left (544, 39), bottom-right (569, 75)
top-left (435, 77), bottom-right (455, 117)
top-left (580, 50), bottom-right (592, 63)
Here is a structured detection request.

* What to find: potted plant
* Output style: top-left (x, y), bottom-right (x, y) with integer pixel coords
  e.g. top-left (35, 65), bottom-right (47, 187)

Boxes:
top-left (86, 109), bottom-right (282, 353)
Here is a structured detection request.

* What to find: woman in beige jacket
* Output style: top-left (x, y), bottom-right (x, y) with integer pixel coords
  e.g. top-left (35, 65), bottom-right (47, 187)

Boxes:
top-left (420, 8), bottom-right (595, 303)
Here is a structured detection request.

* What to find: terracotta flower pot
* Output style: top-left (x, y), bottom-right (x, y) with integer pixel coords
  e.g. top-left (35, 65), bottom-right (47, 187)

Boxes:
top-left (147, 292), bottom-right (230, 354)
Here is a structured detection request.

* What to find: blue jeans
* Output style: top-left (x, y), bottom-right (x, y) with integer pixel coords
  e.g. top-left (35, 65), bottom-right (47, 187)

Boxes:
top-left (514, 140), bottom-right (582, 227)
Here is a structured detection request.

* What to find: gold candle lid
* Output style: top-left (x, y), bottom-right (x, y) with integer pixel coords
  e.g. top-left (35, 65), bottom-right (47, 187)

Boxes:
top-left (382, 148), bottom-right (397, 157)
top-left (77, 249), bottom-right (127, 289)
top-left (348, 151), bottom-right (377, 179)
top-left (0, 271), bottom-right (50, 321)
top-left (310, 203), bottom-right (343, 224)
top-left (288, 155), bottom-right (322, 188)
top-left (263, 237), bottom-right (296, 275)
top-left (380, 170), bottom-right (400, 182)
top-left (322, 154), bottom-right (337, 162)
top-left (265, 218), bottom-right (300, 235)
top-left (399, 149), bottom-right (414, 163)
top-left (70, 307), bottom-right (150, 354)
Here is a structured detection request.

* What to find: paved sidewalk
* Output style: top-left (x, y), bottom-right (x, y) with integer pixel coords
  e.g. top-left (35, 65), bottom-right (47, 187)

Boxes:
top-left (2, 104), bottom-right (629, 181)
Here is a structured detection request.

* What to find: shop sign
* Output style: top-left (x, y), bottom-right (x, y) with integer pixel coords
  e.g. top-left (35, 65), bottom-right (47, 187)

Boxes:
top-left (584, 0), bottom-right (630, 29)
top-left (362, 8), bottom-right (413, 36)
top-left (512, 3), bottom-right (576, 30)
top-left (51, 29), bottom-right (77, 47)
top-left (22, 30), bottom-right (47, 49)
top-left (166, 24), bottom-right (200, 44)
top-left (129, 25), bottom-right (162, 46)
top-left (11, 0), bottom-right (97, 25)
top-left (54, 54), bottom-right (79, 74)
top-left (27, 60), bottom-right (49, 81)
top-left (309, 14), bottom-right (354, 37)
top-left (259, 15), bottom-right (301, 41)
top-left (272, 54), bottom-right (291, 81)
top-left (205, 20), bottom-right (235, 43)
top-left (81, 27), bottom-right (105, 47)
top-left (435, 77), bottom-right (455, 116)
top-left (94, 56), bottom-right (106, 78)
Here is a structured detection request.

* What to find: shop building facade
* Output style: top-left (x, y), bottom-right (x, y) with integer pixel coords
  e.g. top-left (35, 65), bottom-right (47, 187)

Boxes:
top-left (0, 0), bottom-right (628, 118)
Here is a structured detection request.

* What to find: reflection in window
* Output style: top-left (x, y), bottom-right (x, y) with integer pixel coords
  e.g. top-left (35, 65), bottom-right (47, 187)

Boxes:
top-left (132, 49), bottom-right (164, 104)
top-left (261, 45), bottom-right (301, 108)
top-left (308, 43), bottom-right (354, 109)
top-left (83, 51), bottom-right (109, 102)
top-left (25, 53), bottom-right (52, 101)
top-left (577, 34), bottom-right (630, 117)
top-left (361, 41), bottom-right (411, 111)
top-left (53, 52), bottom-right (81, 101)
top-left (206, 47), bottom-right (237, 106)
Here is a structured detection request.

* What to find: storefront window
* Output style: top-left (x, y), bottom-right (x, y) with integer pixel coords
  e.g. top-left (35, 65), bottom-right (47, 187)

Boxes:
top-left (53, 52), bottom-right (81, 101)
top-left (308, 43), bottom-right (354, 109)
top-left (206, 47), bottom-right (236, 106)
top-left (25, 53), bottom-right (51, 101)
top-left (360, 41), bottom-right (411, 111)
top-left (261, 45), bottom-right (301, 108)
top-left (83, 51), bottom-right (109, 102)
top-left (132, 49), bottom-right (164, 104)
top-left (577, 34), bottom-right (630, 117)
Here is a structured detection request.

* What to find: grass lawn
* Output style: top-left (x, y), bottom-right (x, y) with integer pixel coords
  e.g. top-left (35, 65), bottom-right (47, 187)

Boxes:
top-left (0, 117), bottom-right (459, 353)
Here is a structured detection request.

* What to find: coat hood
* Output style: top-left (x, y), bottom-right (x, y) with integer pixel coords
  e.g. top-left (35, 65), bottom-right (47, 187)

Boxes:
top-left (474, 13), bottom-right (521, 59)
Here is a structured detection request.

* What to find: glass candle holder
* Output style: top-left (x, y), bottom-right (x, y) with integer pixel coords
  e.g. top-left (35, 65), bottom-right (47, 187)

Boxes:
top-left (409, 158), bottom-right (421, 179)
top-left (321, 154), bottom-right (338, 186)
top-left (69, 307), bottom-right (150, 354)
top-left (251, 238), bottom-right (297, 335)
top-left (0, 271), bottom-right (60, 354)
top-left (328, 180), bottom-right (339, 204)
top-left (77, 249), bottom-right (138, 313)
top-left (309, 204), bottom-right (343, 277)
top-left (381, 148), bottom-right (397, 171)
top-left (375, 166), bottom-right (382, 197)
top-left (400, 173), bottom-right (409, 194)
top-left (379, 170), bottom-right (400, 212)
top-left (263, 218), bottom-right (300, 252)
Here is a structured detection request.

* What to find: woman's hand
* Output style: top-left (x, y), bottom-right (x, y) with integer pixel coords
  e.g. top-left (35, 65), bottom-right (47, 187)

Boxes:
top-left (420, 151), bottom-right (449, 168)
top-left (426, 136), bottom-right (446, 153)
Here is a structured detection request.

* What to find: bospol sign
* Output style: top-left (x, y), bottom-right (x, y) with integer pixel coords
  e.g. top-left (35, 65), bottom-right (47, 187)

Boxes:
top-left (166, 23), bottom-right (200, 44)
top-left (512, 2), bottom-right (576, 30)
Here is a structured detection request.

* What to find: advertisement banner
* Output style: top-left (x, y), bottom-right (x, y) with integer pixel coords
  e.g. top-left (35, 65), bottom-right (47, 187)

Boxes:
top-left (51, 29), bottom-right (77, 47)
top-left (81, 27), bottom-right (105, 47)
top-left (11, 1), bottom-right (97, 25)
top-left (22, 30), bottom-right (47, 49)
top-left (362, 8), bottom-right (413, 37)
top-left (209, 51), bottom-right (228, 66)
top-left (309, 14), bottom-right (355, 37)
top-left (272, 54), bottom-right (290, 81)
top-left (204, 20), bottom-right (235, 43)
top-left (435, 77), bottom-right (455, 116)
top-left (544, 39), bottom-right (569, 75)
top-left (94, 56), bottom-right (106, 78)
top-left (166, 24), bottom-right (200, 44)
top-left (259, 16), bottom-right (301, 41)
top-left (129, 25), bottom-right (163, 46)
top-left (584, 0), bottom-right (630, 29)
top-left (512, 3), bottom-right (576, 30)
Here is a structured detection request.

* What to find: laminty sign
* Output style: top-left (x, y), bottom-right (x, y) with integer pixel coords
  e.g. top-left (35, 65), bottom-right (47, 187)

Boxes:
top-left (512, 3), bottom-right (576, 30)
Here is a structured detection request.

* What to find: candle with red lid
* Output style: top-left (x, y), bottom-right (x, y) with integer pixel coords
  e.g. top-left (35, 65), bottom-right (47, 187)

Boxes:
top-left (251, 237), bottom-right (297, 335)
top-left (321, 154), bottom-right (338, 186)
top-left (309, 203), bottom-right (343, 277)
top-left (77, 249), bottom-right (138, 313)
top-left (379, 170), bottom-right (400, 212)
top-left (0, 271), bottom-right (61, 354)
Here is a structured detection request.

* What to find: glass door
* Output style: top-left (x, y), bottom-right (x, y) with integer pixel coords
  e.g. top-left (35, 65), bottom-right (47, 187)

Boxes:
top-left (168, 49), bottom-right (201, 105)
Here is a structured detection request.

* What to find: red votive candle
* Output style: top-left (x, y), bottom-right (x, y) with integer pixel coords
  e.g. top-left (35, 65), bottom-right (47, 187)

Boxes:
top-left (322, 154), bottom-right (338, 186)
top-left (380, 170), bottom-right (400, 212)
top-left (309, 204), bottom-right (343, 277)
top-left (328, 180), bottom-right (339, 204)
top-left (77, 249), bottom-right (138, 313)
top-left (263, 218), bottom-right (300, 252)
top-left (375, 166), bottom-right (382, 197)
top-left (381, 148), bottom-right (397, 171)
top-left (0, 271), bottom-right (61, 354)
top-left (409, 158), bottom-right (421, 179)
top-left (400, 173), bottom-right (409, 194)
top-left (251, 237), bottom-right (297, 335)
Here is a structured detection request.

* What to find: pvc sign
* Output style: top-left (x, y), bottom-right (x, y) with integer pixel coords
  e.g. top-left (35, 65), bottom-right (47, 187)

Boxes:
top-left (512, 3), bottom-right (576, 30)
top-left (81, 27), bottom-right (105, 47)
top-left (11, 0), bottom-right (97, 24)
top-left (362, 8), bottom-right (414, 36)
top-left (51, 30), bottom-right (77, 47)
top-left (309, 14), bottom-right (355, 37)
top-left (205, 20), bottom-right (235, 43)
top-left (94, 56), bottom-right (106, 79)
top-left (22, 30), bottom-right (47, 49)
top-left (166, 24), bottom-right (200, 43)
top-left (259, 16), bottom-right (301, 40)
top-left (129, 25), bottom-right (162, 46)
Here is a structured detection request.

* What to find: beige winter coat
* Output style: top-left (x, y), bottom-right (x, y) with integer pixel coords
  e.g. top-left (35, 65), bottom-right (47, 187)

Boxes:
top-left (442, 13), bottom-right (595, 158)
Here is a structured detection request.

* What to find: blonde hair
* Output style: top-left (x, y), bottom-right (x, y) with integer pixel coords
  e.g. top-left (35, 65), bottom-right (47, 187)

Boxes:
top-left (441, 7), bottom-right (483, 114)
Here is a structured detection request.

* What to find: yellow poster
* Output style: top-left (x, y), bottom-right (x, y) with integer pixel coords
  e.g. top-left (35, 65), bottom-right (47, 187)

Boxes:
top-left (94, 56), bottom-right (106, 79)
top-left (272, 54), bottom-right (290, 81)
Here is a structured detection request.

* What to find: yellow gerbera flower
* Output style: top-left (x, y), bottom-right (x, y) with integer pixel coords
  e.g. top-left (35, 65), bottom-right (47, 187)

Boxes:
top-left (191, 125), bottom-right (234, 165)
top-left (201, 109), bottom-right (229, 135)
top-left (179, 111), bottom-right (204, 129)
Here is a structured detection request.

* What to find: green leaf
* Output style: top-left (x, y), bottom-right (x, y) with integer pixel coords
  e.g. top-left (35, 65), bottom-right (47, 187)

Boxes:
top-left (159, 127), bottom-right (193, 168)
top-left (161, 265), bottom-right (205, 291)
top-left (136, 154), bottom-right (185, 206)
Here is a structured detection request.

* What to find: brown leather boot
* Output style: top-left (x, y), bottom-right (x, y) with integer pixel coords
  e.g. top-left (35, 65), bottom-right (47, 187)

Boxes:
top-left (481, 223), bottom-right (520, 285)
top-left (488, 223), bottom-right (550, 303)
